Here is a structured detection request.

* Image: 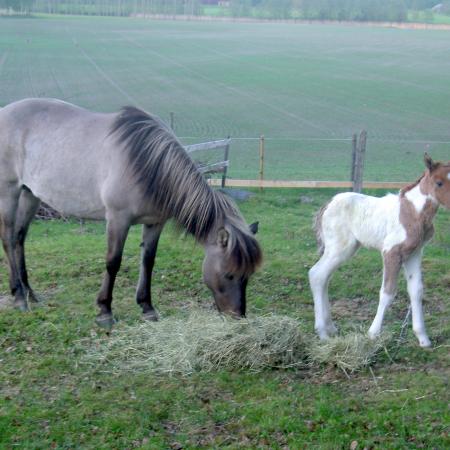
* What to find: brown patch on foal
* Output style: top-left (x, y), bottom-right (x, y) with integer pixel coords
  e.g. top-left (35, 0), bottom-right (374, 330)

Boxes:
top-left (382, 164), bottom-right (445, 293)
top-left (399, 196), bottom-right (437, 254)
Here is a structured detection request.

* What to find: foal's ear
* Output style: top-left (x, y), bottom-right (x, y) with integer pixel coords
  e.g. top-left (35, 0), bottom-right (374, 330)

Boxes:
top-left (217, 228), bottom-right (229, 248)
top-left (424, 153), bottom-right (439, 172)
top-left (249, 222), bottom-right (259, 235)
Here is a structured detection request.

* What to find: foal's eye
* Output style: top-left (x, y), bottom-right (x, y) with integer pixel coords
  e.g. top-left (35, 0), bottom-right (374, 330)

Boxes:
top-left (436, 180), bottom-right (443, 187)
top-left (225, 274), bottom-right (234, 281)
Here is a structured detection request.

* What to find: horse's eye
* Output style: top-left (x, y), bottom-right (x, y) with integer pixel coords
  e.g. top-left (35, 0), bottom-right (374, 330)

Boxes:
top-left (225, 274), bottom-right (234, 281)
top-left (436, 180), bottom-right (443, 188)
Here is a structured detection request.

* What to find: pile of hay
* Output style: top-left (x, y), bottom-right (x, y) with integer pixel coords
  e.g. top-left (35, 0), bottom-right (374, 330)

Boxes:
top-left (83, 311), bottom-right (310, 375)
top-left (309, 332), bottom-right (391, 373)
top-left (82, 310), bottom-right (390, 376)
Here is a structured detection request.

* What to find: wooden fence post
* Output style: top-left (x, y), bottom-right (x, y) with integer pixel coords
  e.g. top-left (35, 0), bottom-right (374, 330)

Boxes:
top-left (259, 135), bottom-right (265, 191)
top-left (352, 130), bottom-right (367, 193)
top-left (350, 133), bottom-right (357, 186)
top-left (221, 136), bottom-right (230, 189)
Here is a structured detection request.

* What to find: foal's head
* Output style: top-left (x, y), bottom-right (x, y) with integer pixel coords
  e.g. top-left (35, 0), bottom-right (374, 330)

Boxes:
top-left (202, 221), bottom-right (261, 317)
top-left (423, 153), bottom-right (450, 209)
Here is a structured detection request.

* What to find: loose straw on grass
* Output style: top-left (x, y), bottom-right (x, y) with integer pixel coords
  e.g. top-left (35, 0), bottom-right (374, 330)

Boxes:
top-left (81, 310), bottom-right (391, 376)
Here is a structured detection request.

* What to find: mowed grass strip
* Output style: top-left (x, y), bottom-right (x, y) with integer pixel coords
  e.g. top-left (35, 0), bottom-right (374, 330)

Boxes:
top-left (0, 188), bottom-right (448, 448)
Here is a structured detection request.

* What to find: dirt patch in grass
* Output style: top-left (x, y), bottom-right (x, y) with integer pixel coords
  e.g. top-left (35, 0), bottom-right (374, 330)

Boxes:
top-left (0, 295), bottom-right (12, 310)
top-left (332, 297), bottom-right (374, 321)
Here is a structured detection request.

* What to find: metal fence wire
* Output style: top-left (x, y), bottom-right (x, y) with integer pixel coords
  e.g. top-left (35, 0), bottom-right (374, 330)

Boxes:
top-left (182, 135), bottom-right (450, 185)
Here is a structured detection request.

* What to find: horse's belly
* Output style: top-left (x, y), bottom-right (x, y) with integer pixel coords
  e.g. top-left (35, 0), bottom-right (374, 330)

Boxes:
top-left (24, 173), bottom-right (106, 220)
top-left (34, 187), bottom-right (105, 219)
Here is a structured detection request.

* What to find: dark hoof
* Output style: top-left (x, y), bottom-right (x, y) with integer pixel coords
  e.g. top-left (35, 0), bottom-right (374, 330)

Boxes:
top-left (28, 291), bottom-right (41, 303)
top-left (14, 300), bottom-right (29, 312)
top-left (95, 314), bottom-right (116, 330)
top-left (142, 310), bottom-right (159, 322)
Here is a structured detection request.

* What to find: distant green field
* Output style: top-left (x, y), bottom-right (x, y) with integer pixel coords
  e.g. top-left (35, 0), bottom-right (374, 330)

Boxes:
top-left (1, 15), bottom-right (450, 181)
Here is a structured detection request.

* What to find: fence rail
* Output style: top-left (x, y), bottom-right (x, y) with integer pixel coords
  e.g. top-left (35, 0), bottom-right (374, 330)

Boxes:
top-left (207, 179), bottom-right (406, 189)
top-left (185, 138), bottom-right (231, 153)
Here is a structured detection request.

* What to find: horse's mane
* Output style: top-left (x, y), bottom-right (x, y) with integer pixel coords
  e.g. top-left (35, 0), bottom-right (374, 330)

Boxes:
top-left (111, 106), bottom-right (262, 275)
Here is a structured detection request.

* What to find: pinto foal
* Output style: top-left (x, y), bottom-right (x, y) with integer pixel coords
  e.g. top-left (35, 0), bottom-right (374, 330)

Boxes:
top-left (309, 154), bottom-right (450, 347)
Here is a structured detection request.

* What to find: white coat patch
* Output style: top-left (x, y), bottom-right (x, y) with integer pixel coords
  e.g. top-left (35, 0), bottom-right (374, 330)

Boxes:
top-left (405, 184), bottom-right (435, 214)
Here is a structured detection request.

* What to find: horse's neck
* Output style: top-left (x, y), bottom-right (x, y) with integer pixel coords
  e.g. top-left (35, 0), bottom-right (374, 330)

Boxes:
top-left (402, 183), bottom-right (439, 231)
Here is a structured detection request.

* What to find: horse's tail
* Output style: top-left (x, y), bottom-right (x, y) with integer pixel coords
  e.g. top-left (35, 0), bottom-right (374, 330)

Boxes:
top-left (313, 201), bottom-right (330, 256)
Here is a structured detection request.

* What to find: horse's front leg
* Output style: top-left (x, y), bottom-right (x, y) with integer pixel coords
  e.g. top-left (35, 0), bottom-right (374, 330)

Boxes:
top-left (135, 224), bottom-right (163, 321)
top-left (95, 216), bottom-right (130, 329)
top-left (368, 250), bottom-right (401, 339)
top-left (403, 250), bottom-right (431, 348)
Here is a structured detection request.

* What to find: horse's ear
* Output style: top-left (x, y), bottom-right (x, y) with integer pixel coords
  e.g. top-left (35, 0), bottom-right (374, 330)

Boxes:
top-left (249, 222), bottom-right (259, 235)
top-left (424, 153), bottom-right (439, 172)
top-left (217, 228), bottom-right (229, 248)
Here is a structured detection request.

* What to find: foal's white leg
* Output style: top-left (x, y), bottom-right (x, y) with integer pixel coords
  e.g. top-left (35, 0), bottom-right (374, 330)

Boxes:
top-left (368, 251), bottom-right (401, 339)
top-left (403, 250), bottom-right (431, 348)
top-left (309, 243), bottom-right (358, 340)
top-left (309, 256), bottom-right (337, 339)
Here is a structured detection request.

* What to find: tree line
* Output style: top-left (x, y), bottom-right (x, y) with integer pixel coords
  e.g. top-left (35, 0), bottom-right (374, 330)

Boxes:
top-left (1, 0), bottom-right (449, 21)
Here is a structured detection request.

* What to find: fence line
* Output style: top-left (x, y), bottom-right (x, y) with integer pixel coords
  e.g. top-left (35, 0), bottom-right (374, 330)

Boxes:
top-left (208, 179), bottom-right (406, 189)
top-left (180, 136), bottom-right (450, 145)
top-left (183, 131), bottom-right (447, 190)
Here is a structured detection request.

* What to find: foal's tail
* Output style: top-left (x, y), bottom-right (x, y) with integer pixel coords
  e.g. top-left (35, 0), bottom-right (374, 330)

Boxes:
top-left (313, 202), bottom-right (330, 257)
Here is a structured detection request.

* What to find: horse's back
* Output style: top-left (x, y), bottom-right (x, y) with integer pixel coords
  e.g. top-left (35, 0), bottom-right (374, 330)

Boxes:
top-left (322, 192), bottom-right (402, 251)
top-left (0, 98), bottom-right (119, 219)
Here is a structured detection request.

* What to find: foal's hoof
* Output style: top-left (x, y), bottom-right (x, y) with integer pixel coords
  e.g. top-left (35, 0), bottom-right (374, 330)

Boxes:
top-left (14, 300), bottom-right (29, 312)
top-left (142, 310), bottom-right (159, 322)
top-left (418, 337), bottom-right (432, 348)
top-left (95, 314), bottom-right (116, 330)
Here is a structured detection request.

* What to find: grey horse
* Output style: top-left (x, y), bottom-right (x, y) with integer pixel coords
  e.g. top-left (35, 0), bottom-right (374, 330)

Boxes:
top-left (0, 98), bottom-right (262, 328)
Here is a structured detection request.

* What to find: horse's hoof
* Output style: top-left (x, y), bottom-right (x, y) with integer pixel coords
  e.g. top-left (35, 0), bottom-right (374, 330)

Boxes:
top-left (95, 314), bottom-right (116, 330)
top-left (419, 337), bottom-right (432, 348)
top-left (28, 292), bottom-right (41, 303)
top-left (14, 300), bottom-right (29, 312)
top-left (326, 323), bottom-right (338, 337)
top-left (142, 310), bottom-right (159, 322)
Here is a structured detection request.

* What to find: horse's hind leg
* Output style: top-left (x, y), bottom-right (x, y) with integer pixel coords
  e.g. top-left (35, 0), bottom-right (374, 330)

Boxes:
top-left (14, 188), bottom-right (41, 303)
top-left (135, 224), bottom-right (163, 321)
top-left (0, 187), bottom-right (27, 310)
top-left (95, 215), bottom-right (130, 329)
top-left (309, 242), bottom-right (359, 340)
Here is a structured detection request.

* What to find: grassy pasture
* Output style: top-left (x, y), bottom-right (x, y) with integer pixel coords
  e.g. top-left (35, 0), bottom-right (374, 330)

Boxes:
top-left (0, 15), bottom-right (449, 448)
top-left (0, 189), bottom-right (449, 448)
top-left (1, 15), bottom-right (450, 181)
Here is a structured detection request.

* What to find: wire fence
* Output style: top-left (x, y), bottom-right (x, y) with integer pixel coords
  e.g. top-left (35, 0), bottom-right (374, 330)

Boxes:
top-left (181, 134), bottom-right (450, 186)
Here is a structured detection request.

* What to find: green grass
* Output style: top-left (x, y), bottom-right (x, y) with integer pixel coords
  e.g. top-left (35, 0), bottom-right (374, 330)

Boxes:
top-left (1, 15), bottom-right (450, 181)
top-left (0, 16), bottom-right (449, 446)
top-left (0, 189), bottom-right (449, 448)
top-left (409, 10), bottom-right (450, 25)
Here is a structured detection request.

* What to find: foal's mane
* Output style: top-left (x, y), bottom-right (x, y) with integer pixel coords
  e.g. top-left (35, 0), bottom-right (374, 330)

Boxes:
top-left (111, 106), bottom-right (262, 275)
